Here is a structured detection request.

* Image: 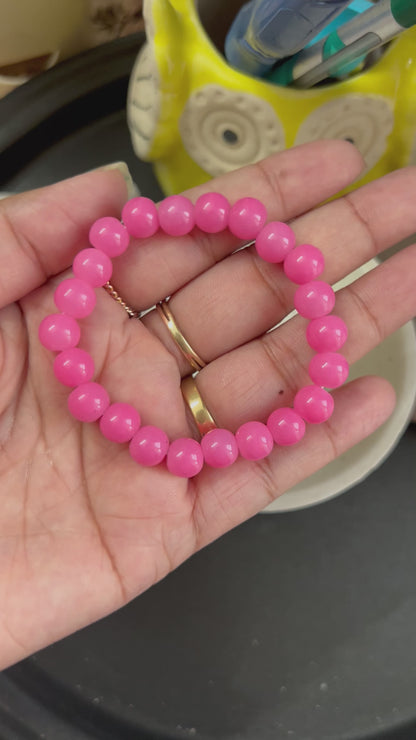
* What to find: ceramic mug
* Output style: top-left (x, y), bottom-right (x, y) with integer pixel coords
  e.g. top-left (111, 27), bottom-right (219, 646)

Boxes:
top-left (127, 0), bottom-right (416, 196)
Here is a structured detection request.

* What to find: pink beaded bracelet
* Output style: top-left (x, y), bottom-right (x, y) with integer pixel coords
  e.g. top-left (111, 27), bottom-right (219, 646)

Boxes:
top-left (39, 193), bottom-right (349, 478)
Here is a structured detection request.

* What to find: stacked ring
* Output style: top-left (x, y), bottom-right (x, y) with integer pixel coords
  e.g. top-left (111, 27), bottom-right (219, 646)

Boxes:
top-left (156, 299), bottom-right (206, 372)
top-left (39, 192), bottom-right (349, 478)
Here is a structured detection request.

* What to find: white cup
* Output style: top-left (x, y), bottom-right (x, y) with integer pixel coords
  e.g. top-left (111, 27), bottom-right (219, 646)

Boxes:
top-left (0, 0), bottom-right (87, 96)
top-left (263, 258), bottom-right (416, 513)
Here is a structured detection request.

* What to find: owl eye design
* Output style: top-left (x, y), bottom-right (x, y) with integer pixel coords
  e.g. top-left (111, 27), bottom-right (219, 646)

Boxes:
top-left (179, 85), bottom-right (285, 176)
top-left (127, 42), bottom-right (161, 159)
top-left (295, 96), bottom-right (394, 173)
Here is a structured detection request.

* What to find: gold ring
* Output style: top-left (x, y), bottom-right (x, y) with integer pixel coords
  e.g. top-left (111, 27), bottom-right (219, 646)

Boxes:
top-left (156, 299), bottom-right (206, 372)
top-left (181, 375), bottom-right (217, 436)
top-left (103, 281), bottom-right (141, 319)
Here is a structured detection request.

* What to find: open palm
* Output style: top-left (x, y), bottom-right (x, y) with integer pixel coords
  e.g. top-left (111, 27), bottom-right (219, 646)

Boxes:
top-left (1, 140), bottom-right (416, 670)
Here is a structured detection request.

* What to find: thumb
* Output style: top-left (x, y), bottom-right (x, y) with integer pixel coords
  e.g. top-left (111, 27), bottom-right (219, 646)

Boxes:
top-left (0, 165), bottom-right (129, 308)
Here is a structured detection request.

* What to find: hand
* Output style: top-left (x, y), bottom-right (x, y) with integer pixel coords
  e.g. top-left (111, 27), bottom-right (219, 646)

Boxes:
top-left (1, 140), bottom-right (415, 670)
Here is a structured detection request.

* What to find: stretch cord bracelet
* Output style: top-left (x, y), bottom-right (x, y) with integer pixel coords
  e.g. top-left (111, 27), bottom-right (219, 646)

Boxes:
top-left (39, 193), bottom-right (349, 479)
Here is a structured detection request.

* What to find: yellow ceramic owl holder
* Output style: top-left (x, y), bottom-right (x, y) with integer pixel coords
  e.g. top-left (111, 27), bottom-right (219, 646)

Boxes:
top-left (128, 0), bottom-right (416, 195)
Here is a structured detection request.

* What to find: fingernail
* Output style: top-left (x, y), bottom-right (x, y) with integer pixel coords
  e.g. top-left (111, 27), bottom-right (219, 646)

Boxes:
top-left (92, 161), bottom-right (140, 198)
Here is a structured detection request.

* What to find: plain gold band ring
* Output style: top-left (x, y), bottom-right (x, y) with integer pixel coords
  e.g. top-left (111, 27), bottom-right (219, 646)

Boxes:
top-left (156, 299), bottom-right (206, 372)
top-left (181, 375), bottom-right (217, 437)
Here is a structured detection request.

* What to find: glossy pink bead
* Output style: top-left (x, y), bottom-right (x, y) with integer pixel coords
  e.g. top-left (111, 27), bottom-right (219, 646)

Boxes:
top-left (89, 216), bottom-right (129, 257)
top-left (255, 221), bottom-right (296, 263)
top-left (68, 382), bottom-right (110, 422)
top-left (99, 402), bottom-right (140, 443)
top-left (39, 313), bottom-right (80, 351)
top-left (283, 244), bottom-right (325, 284)
top-left (158, 195), bottom-right (195, 236)
top-left (166, 438), bottom-right (204, 478)
top-left (294, 385), bottom-right (334, 424)
top-left (129, 425), bottom-right (169, 467)
top-left (294, 281), bottom-right (335, 319)
top-left (194, 192), bottom-right (230, 233)
top-left (201, 429), bottom-right (239, 468)
top-left (267, 407), bottom-right (306, 446)
top-left (306, 314), bottom-right (348, 352)
top-left (54, 278), bottom-right (96, 318)
top-left (228, 197), bottom-right (267, 240)
top-left (53, 348), bottom-right (94, 387)
top-left (309, 352), bottom-right (349, 389)
top-left (73, 248), bottom-right (113, 287)
top-left (121, 196), bottom-right (159, 238)
top-left (235, 421), bottom-right (273, 460)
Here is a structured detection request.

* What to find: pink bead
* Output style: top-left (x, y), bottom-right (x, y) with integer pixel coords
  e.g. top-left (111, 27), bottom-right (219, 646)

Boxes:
top-left (89, 216), bottom-right (129, 257)
top-left (201, 429), bottom-right (239, 468)
top-left (129, 425), bottom-right (169, 467)
top-left (283, 244), bottom-right (325, 284)
top-left (68, 382), bottom-right (110, 422)
top-left (53, 348), bottom-right (94, 387)
top-left (255, 221), bottom-right (296, 263)
top-left (194, 192), bottom-right (230, 233)
top-left (294, 385), bottom-right (334, 424)
top-left (99, 402), bottom-right (140, 443)
top-left (39, 313), bottom-right (80, 351)
top-left (228, 197), bottom-right (267, 240)
top-left (72, 248), bottom-right (113, 287)
top-left (294, 281), bottom-right (335, 319)
top-left (306, 315), bottom-right (348, 352)
top-left (235, 421), bottom-right (274, 460)
top-left (121, 196), bottom-right (159, 238)
top-left (54, 278), bottom-right (96, 319)
top-left (308, 352), bottom-right (349, 389)
top-left (158, 195), bottom-right (195, 236)
top-left (166, 438), bottom-right (204, 478)
top-left (267, 407), bottom-right (306, 446)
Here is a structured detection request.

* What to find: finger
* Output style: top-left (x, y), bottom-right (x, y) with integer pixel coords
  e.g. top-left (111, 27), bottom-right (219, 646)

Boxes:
top-left (111, 140), bottom-right (364, 309)
top-left (194, 243), bottom-right (416, 430)
top-left (192, 375), bottom-right (395, 548)
top-left (0, 168), bottom-right (128, 307)
top-left (142, 166), bottom-right (416, 376)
